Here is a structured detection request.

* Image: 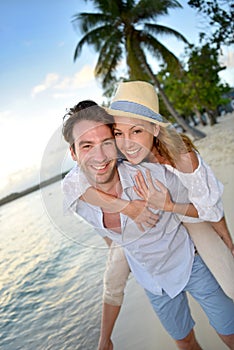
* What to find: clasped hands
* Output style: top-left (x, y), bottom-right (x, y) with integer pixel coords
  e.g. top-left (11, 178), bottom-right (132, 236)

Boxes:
top-left (126, 169), bottom-right (174, 232)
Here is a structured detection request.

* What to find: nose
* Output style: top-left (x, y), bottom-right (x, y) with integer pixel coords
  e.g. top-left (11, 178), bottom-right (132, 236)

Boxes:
top-left (92, 144), bottom-right (108, 162)
top-left (123, 136), bottom-right (135, 149)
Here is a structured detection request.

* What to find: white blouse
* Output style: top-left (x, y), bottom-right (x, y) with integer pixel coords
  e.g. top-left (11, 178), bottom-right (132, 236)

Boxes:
top-left (63, 153), bottom-right (224, 222)
top-left (164, 153), bottom-right (223, 222)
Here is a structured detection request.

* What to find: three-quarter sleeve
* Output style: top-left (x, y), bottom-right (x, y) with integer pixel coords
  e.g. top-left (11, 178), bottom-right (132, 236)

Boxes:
top-left (62, 164), bottom-right (92, 213)
top-left (165, 154), bottom-right (224, 222)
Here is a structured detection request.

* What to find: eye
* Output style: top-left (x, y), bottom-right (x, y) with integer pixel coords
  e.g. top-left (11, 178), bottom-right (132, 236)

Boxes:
top-left (81, 144), bottom-right (92, 150)
top-left (113, 131), bottom-right (122, 137)
top-left (103, 140), bottom-right (115, 147)
top-left (132, 128), bottom-right (143, 134)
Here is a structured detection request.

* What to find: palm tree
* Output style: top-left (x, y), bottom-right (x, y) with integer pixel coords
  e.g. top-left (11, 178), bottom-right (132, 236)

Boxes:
top-left (72, 0), bottom-right (206, 139)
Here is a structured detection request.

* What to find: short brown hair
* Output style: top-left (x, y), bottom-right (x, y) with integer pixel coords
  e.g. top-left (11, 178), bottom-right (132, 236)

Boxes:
top-left (62, 103), bottom-right (114, 147)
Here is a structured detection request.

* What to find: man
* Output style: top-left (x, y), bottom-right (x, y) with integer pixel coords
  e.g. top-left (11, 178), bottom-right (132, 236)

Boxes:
top-left (62, 104), bottom-right (234, 350)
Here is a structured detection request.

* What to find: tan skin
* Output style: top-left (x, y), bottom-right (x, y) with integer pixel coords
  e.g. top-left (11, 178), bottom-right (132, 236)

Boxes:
top-left (80, 120), bottom-right (199, 230)
top-left (69, 119), bottom-right (234, 350)
top-left (82, 116), bottom-right (233, 253)
top-left (96, 117), bottom-right (234, 350)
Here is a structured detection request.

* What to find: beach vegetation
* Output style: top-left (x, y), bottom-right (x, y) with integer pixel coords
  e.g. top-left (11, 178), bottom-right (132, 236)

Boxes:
top-left (156, 43), bottom-right (231, 126)
top-left (188, 0), bottom-right (233, 49)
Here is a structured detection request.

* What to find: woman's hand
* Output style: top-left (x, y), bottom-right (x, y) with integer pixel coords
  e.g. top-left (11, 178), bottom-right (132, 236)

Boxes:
top-left (122, 199), bottom-right (159, 232)
top-left (134, 169), bottom-right (174, 212)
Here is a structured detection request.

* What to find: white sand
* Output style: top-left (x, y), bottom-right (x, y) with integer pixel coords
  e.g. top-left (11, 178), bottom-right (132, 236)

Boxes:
top-left (112, 112), bottom-right (234, 350)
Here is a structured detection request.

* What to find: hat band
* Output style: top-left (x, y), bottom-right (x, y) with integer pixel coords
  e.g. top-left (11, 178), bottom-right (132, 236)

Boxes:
top-left (110, 101), bottom-right (164, 123)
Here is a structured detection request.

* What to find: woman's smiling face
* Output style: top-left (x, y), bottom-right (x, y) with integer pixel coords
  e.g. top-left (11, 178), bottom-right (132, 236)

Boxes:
top-left (113, 116), bottom-right (159, 164)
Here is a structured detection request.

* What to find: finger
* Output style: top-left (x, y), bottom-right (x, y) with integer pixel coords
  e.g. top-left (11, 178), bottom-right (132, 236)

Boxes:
top-left (143, 219), bottom-right (157, 228)
top-left (154, 179), bottom-right (167, 193)
top-left (135, 172), bottom-right (148, 194)
top-left (146, 216), bottom-right (159, 225)
top-left (133, 186), bottom-right (145, 199)
top-left (145, 209), bottom-right (159, 220)
top-left (136, 223), bottom-right (145, 232)
top-left (141, 212), bottom-right (159, 225)
top-left (145, 169), bottom-right (156, 190)
top-left (135, 173), bottom-right (148, 197)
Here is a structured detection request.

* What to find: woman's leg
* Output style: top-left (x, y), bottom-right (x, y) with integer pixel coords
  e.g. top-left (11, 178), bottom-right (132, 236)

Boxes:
top-left (183, 221), bottom-right (234, 300)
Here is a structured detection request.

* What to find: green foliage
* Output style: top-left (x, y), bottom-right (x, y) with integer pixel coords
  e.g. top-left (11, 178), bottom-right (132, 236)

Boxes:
top-left (188, 0), bottom-right (234, 48)
top-left (72, 0), bottom-right (188, 91)
top-left (157, 43), bottom-right (231, 120)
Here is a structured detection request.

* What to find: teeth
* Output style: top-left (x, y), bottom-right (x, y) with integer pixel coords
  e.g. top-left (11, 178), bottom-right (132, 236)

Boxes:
top-left (126, 149), bottom-right (140, 155)
top-left (92, 164), bottom-right (107, 170)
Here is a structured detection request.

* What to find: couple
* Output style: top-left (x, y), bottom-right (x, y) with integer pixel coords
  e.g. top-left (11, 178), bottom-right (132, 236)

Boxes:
top-left (62, 81), bottom-right (234, 350)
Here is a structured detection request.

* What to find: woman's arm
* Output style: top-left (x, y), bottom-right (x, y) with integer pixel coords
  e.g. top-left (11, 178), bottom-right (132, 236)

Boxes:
top-left (165, 152), bottom-right (234, 254)
top-left (209, 217), bottom-right (234, 255)
top-left (80, 187), bottom-right (159, 231)
top-left (134, 169), bottom-right (198, 218)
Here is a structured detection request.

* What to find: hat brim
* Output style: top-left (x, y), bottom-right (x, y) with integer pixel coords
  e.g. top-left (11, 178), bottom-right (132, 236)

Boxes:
top-left (105, 107), bottom-right (171, 127)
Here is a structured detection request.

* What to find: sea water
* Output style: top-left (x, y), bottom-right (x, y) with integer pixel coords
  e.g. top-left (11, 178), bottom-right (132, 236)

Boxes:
top-left (0, 181), bottom-right (109, 349)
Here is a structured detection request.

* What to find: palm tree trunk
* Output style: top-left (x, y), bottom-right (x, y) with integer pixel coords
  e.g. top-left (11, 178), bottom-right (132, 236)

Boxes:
top-left (156, 80), bottom-right (206, 139)
top-left (205, 109), bottom-right (218, 126)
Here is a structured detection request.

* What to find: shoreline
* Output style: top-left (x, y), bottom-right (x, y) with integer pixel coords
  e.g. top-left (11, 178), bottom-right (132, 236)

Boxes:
top-left (0, 171), bottom-right (69, 207)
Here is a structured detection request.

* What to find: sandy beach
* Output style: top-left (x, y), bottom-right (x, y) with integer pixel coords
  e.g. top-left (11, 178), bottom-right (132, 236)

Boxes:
top-left (112, 112), bottom-right (234, 350)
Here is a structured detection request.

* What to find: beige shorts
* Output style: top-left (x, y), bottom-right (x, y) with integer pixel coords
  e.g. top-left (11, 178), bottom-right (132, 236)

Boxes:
top-left (103, 222), bottom-right (234, 305)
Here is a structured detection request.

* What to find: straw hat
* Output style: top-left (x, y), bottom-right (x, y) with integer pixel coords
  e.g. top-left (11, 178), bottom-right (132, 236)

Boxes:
top-left (106, 80), bottom-right (170, 126)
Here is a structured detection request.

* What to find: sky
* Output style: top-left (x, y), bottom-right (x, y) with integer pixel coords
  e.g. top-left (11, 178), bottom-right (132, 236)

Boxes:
top-left (0, 0), bottom-right (233, 198)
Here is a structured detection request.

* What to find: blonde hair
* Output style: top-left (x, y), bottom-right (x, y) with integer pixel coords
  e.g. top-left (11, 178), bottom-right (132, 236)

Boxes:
top-left (156, 126), bottom-right (198, 168)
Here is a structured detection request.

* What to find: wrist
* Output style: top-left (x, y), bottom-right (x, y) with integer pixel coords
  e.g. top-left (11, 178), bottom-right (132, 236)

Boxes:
top-left (120, 200), bottom-right (132, 215)
top-left (164, 201), bottom-right (174, 212)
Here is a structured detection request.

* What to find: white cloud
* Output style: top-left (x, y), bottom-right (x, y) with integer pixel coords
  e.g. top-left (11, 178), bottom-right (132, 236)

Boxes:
top-left (0, 110), bottom-right (12, 126)
top-left (31, 73), bottom-right (59, 97)
top-left (219, 48), bottom-right (234, 86)
top-left (225, 51), bottom-right (234, 68)
top-left (31, 66), bottom-right (96, 98)
top-left (55, 65), bottom-right (95, 90)
top-left (219, 48), bottom-right (234, 68)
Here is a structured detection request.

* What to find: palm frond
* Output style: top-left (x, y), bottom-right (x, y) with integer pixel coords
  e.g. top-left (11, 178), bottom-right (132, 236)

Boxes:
top-left (145, 23), bottom-right (189, 44)
top-left (140, 32), bottom-right (182, 69)
top-left (73, 24), bottom-right (116, 60)
top-left (132, 0), bottom-right (182, 22)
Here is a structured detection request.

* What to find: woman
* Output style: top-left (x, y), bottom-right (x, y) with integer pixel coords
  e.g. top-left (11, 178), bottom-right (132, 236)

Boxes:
top-left (63, 82), bottom-right (234, 349)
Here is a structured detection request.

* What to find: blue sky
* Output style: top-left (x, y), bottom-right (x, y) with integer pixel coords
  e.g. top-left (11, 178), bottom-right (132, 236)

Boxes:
top-left (0, 0), bottom-right (233, 198)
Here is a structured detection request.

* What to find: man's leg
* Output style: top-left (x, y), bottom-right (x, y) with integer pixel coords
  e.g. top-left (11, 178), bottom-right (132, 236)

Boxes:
top-left (98, 242), bottom-right (130, 349)
top-left (218, 333), bottom-right (234, 350)
top-left (186, 255), bottom-right (234, 350)
top-left (175, 329), bottom-right (202, 350)
top-left (144, 289), bottom-right (202, 350)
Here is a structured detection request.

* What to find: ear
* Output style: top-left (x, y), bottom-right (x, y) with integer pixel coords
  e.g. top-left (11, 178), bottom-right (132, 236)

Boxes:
top-left (153, 125), bottom-right (160, 137)
top-left (70, 146), bottom-right (77, 161)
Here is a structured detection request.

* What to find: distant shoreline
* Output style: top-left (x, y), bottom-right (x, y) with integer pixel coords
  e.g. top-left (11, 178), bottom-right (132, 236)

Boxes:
top-left (0, 171), bottom-right (69, 207)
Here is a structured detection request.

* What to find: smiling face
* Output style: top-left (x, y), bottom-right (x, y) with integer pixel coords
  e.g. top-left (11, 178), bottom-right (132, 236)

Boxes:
top-left (113, 116), bottom-right (160, 164)
top-left (70, 120), bottom-right (118, 188)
